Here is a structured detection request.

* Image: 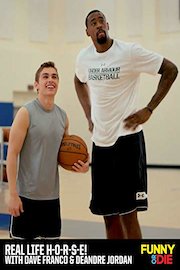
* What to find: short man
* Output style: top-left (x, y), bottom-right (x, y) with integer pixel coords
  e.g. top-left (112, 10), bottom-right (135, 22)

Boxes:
top-left (7, 61), bottom-right (89, 239)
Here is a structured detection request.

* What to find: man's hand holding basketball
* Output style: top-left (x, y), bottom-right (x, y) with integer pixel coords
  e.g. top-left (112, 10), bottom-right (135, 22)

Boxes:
top-left (72, 154), bottom-right (90, 173)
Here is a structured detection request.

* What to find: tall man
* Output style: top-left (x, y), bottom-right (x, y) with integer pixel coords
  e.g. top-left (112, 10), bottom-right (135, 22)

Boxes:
top-left (74, 10), bottom-right (178, 239)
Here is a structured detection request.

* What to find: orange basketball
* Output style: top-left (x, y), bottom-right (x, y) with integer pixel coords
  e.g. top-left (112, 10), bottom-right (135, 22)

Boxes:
top-left (58, 135), bottom-right (88, 171)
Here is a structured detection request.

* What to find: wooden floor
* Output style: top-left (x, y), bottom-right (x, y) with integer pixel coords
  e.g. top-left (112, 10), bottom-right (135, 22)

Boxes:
top-left (0, 168), bottom-right (180, 239)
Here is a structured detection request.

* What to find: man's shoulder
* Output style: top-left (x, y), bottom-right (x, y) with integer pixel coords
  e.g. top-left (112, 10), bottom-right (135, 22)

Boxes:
top-left (77, 44), bottom-right (94, 58)
top-left (23, 99), bottom-right (36, 109)
top-left (54, 104), bottom-right (66, 116)
top-left (114, 39), bottom-right (136, 49)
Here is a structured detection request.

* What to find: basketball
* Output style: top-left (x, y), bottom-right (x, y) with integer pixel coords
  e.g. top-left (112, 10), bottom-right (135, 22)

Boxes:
top-left (58, 134), bottom-right (88, 171)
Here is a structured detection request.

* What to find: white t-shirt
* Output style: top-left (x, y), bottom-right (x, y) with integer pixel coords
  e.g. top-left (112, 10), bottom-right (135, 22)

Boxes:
top-left (75, 39), bottom-right (163, 146)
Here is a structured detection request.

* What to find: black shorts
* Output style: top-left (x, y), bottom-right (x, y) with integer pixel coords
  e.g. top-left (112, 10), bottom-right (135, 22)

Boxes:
top-left (10, 197), bottom-right (61, 239)
top-left (90, 131), bottom-right (148, 216)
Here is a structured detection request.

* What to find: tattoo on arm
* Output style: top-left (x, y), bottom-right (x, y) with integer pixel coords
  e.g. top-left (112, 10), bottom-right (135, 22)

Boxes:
top-left (147, 58), bottom-right (178, 111)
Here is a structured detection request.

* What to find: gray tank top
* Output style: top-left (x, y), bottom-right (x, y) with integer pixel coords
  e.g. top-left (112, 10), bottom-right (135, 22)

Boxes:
top-left (17, 99), bottom-right (66, 200)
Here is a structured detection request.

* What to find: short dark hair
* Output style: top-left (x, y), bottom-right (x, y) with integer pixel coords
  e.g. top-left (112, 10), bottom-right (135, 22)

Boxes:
top-left (35, 61), bottom-right (58, 82)
top-left (85, 10), bottom-right (101, 27)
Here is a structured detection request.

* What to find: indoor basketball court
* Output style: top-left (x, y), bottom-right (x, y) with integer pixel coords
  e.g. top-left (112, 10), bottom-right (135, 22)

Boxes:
top-left (1, 167), bottom-right (180, 239)
top-left (0, 0), bottom-right (180, 240)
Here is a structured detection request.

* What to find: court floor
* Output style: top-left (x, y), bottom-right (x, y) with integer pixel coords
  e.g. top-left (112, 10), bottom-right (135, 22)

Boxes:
top-left (0, 168), bottom-right (180, 239)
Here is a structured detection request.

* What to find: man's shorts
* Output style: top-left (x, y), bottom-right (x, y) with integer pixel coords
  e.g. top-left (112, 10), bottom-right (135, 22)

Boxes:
top-left (90, 131), bottom-right (148, 216)
top-left (10, 197), bottom-right (61, 239)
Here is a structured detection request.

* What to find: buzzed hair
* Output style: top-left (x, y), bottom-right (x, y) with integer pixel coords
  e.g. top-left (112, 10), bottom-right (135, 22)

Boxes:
top-left (35, 61), bottom-right (59, 82)
top-left (85, 10), bottom-right (102, 27)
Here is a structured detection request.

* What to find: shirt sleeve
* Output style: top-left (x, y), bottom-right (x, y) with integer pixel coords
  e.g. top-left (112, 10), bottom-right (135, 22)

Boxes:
top-left (131, 43), bottom-right (164, 75)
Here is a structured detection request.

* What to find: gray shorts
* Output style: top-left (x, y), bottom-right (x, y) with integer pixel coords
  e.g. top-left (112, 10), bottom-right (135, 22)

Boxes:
top-left (90, 131), bottom-right (148, 216)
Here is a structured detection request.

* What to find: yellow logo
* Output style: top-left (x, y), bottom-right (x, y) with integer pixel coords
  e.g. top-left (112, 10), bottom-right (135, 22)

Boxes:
top-left (141, 244), bottom-right (175, 265)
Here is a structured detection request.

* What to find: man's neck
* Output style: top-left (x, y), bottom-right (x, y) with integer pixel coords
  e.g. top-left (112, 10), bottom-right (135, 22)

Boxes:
top-left (95, 38), bottom-right (113, 53)
top-left (37, 96), bottom-right (54, 111)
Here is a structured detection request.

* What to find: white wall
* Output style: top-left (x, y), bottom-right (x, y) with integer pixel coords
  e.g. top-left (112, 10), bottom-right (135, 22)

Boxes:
top-left (0, 0), bottom-right (179, 165)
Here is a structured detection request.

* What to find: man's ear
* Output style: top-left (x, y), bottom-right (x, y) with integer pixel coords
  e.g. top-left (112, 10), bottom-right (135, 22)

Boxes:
top-left (107, 22), bottom-right (109, 30)
top-left (34, 81), bottom-right (38, 90)
top-left (86, 28), bottom-right (90, 37)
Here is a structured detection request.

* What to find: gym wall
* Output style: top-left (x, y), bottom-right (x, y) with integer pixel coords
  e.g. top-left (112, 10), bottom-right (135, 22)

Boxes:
top-left (0, 0), bottom-right (179, 166)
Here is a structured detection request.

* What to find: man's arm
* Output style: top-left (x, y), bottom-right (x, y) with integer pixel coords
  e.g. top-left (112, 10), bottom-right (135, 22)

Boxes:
top-left (74, 75), bottom-right (93, 132)
top-left (124, 58), bottom-right (178, 130)
top-left (147, 58), bottom-right (178, 112)
top-left (64, 116), bottom-right (69, 136)
top-left (6, 107), bottom-right (29, 216)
